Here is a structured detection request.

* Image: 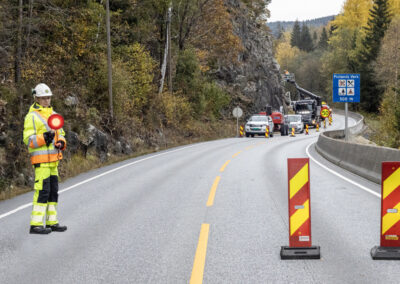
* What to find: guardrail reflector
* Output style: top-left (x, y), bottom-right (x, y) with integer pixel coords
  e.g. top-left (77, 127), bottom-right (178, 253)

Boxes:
top-left (281, 158), bottom-right (320, 259)
top-left (371, 162), bottom-right (400, 260)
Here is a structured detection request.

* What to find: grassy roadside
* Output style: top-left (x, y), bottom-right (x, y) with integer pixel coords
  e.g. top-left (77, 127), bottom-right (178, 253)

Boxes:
top-left (358, 111), bottom-right (380, 142)
top-left (0, 120), bottom-right (238, 201)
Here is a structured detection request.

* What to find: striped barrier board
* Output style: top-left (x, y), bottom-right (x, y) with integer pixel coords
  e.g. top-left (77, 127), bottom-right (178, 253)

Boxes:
top-left (239, 126), bottom-right (244, 137)
top-left (371, 162), bottom-right (400, 260)
top-left (281, 158), bottom-right (320, 259)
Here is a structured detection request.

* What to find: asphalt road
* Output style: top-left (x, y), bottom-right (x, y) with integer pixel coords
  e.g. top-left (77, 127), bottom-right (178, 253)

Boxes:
top-left (0, 114), bottom-right (398, 284)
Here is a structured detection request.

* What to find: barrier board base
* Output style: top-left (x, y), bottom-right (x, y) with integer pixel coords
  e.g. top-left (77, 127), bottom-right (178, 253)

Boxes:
top-left (371, 246), bottom-right (400, 260)
top-left (280, 246), bottom-right (320, 260)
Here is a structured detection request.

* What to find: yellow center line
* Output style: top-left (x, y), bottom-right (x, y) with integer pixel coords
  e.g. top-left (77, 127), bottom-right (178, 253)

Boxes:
top-left (190, 224), bottom-right (210, 284)
top-left (220, 160), bottom-right (231, 172)
top-left (232, 151), bottom-right (242, 158)
top-left (206, 176), bottom-right (221, 207)
top-left (245, 146), bottom-right (254, 150)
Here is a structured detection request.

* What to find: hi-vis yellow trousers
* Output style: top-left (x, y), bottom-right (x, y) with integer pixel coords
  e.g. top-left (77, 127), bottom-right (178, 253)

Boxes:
top-left (30, 162), bottom-right (59, 227)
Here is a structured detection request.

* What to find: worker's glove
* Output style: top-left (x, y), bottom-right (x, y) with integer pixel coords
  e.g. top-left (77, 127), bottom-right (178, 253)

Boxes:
top-left (54, 140), bottom-right (65, 150)
top-left (43, 131), bottom-right (55, 146)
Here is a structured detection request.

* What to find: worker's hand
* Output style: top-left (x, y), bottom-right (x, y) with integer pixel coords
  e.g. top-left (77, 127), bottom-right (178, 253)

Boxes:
top-left (43, 131), bottom-right (55, 146)
top-left (54, 140), bottom-right (65, 150)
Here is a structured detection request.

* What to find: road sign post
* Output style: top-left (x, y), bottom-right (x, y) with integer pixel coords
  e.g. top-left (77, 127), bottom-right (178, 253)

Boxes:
top-left (232, 107), bottom-right (243, 137)
top-left (345, 103), bottom-right (348, 141)
top-left (332, 74), bottom-right (360, 142)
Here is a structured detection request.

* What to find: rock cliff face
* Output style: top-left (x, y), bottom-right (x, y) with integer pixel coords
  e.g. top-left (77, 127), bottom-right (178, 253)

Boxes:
top-left (217, 0), bottom-right (285, 113)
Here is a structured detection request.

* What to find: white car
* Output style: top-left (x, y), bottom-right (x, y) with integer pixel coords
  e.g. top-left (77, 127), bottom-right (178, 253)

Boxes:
top-left (245, 115), bottom-right (274, 137)
top-left (285, 114), bottom-right (304, 133)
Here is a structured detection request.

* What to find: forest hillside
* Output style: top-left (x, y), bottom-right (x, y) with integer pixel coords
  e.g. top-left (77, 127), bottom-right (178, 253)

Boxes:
top-left (0, 0), bottom-right (284, 198)
top-left (273, 0), bottom-right (400, 148)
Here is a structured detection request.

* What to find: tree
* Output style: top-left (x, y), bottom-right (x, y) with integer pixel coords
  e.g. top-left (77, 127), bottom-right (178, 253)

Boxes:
top-left (313, 30), bottom-right (318, 45)
top-left (359, 0), bottom-right (392, 63)
top-left (332, 0), bottom-right (373, 30)
top-left (242, 0), bottom-right (272, 20)
top-left (358, 0), bottom-right (392, 112)
top-left (374, 17), bottom-right (400, 89)
top-left (300, 24), bottom-right (314, 52)
top-left (275, 32), bottom-right (302, 71)
top-left (389, 0), bottom-right (400, 15)
top-left (290, 20), bottom-right (301, 48)
top-left (173, 0), bottom-right (211, 51)
top-left (318, 27), bottom-right (329, 50)
top-left (276, 23), bottom-right (284, 39)
top-left (374, 18), bottom-right (400, 147)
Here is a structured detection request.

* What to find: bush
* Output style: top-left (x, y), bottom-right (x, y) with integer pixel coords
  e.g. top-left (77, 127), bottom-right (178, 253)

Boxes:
top-left (175, 48), bottom-right (230, 120)
top-left (151, 92), bottom-right (192, 128)
top-left (377, 88), bottom-right (400, 148)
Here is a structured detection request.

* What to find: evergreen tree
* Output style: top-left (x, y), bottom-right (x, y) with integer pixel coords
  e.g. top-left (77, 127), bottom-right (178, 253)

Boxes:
top-left (313, 30), bottom-right (318, 43)
top-left (360, 0), bottom-right (391, 63)
top-left (290, 20), bottom-right (301, 48)
top-left (300, 24), bottom-right (314, 52)
top-left (277, 23), bottom-right (284, 39)
top-left (318, 27), bottom-right (329, 49)
top-left (347, 30), bottom-right (359, 72)
top-left (358, 0), bottom-right (392, 112)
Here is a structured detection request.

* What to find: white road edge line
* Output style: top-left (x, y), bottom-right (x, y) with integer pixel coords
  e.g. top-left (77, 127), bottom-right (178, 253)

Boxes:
top-left (0, 144), bottom-right (199, 220)
top-left (306, 141), bottom-right (381, 198)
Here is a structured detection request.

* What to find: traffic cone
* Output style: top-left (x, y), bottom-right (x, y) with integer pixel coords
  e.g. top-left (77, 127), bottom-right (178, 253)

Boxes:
top-left (265, 127), bottom-right (269, 138)
top-left (305, 124), bottom-right (309, 135)
top-left (290, 127), bottom-right (295, 137)
top-left (316, 123), bottom-right (319, 132)
top-left (329, 116), bottom-right (332, 126)
top-left (323, 119), bottom-right (326, 129)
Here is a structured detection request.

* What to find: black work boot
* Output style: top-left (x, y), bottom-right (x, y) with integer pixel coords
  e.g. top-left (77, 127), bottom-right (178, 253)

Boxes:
top-left (47, 223), bottom-right (67, 232)
top-left (30, 226), bottom-right (52, 234)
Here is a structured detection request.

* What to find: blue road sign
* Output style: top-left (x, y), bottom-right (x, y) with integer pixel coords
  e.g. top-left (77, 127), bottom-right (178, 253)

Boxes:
top-left (332, 74), bottom-right (360, 103)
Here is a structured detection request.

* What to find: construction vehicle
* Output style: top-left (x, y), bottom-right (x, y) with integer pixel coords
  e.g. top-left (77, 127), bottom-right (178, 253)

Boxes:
top-left (283, 71), bottom-right (322, 128)
top-left (260, 105), bottom-right (289, 136)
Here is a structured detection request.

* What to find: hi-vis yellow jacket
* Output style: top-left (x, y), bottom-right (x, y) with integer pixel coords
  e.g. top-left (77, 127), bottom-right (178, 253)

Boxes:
top-left (23, 103), bottom-right (67, 165)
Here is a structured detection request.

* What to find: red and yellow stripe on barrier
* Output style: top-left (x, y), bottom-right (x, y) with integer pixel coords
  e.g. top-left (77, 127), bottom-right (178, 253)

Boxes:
top-left (380, 162), bottom-right (400, 247)
top-left (239, 125), bottom-right (244, 137)
top-left (288, 158), bottom-right (311, 247)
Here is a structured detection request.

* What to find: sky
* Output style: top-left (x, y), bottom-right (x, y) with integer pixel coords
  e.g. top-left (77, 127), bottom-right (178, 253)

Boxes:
top-left (268, 0), bottom-right (345, 22)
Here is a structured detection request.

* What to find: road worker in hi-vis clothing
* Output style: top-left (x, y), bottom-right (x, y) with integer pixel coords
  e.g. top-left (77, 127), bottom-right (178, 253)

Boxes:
top-left (23, 83), bottom-right (67, 234)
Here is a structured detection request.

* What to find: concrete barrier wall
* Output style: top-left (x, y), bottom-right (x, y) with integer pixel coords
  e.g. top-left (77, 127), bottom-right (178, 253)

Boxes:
top-left (316, 110), bottom-right (400, 184)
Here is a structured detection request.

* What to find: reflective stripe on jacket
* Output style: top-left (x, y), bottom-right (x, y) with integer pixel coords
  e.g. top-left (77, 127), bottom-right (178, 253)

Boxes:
top-left (23, 103), bottom-right (67, 165)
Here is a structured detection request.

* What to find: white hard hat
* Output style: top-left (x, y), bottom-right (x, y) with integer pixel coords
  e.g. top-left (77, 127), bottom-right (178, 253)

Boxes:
top-left (32, 83), bottom-right (53, 97)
